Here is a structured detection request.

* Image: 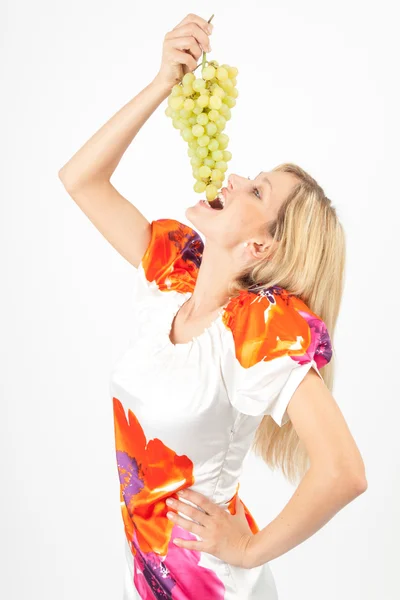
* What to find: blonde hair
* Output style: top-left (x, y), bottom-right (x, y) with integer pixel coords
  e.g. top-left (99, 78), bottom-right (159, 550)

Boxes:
top-left (227, 162), bottom-right (346, 485)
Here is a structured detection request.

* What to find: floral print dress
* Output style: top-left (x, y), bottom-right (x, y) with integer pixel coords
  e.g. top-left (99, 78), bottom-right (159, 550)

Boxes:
top-left (109, 218), bottom-right (333, 599)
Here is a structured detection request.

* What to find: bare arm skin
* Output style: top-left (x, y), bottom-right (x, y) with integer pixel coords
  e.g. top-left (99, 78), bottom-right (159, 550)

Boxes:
top-left (246, 368), bottom-right (368, 568)
top-left (58, 78), bottom-right (172, 268)
top-left (58, 13), bottom-right (212, 268)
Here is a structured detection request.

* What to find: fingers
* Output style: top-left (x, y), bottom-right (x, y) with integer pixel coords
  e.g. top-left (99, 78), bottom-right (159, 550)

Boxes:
top-left (172, 12), bottom-right (213, 36)
top-left (176, 488), bottom-right (219, 516)
top-left (167, 21), bottom-right (211, 54)
top-left (169, 48), bottom-right (198, 73)
top-left (167, 496), bottom-right (210, 526)
top-left (167, 36), bottom-right (203, 62)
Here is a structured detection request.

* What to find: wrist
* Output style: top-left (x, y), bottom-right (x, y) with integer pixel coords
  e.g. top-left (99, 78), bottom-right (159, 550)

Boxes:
top-left (151, 74), bottom-right (174, 96)
top-left (243, 532), bottom-right (264, 569)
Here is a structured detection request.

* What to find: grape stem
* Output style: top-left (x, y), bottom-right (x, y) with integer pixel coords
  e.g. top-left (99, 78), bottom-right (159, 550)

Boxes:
top-left (193, 13), bottom-right (214, 73)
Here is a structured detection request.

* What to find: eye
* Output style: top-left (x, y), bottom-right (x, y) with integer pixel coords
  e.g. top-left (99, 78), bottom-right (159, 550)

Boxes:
top-left (247, 176), bottom-right (261, 199)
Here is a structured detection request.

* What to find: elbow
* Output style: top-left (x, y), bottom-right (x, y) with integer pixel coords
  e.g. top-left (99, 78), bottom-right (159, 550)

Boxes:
top-left (58, 167), bottom-right (71, 189)
top-left (344, 473), bottom-right (368, 497)
top-left (330, 466), bottom-right (368, 498)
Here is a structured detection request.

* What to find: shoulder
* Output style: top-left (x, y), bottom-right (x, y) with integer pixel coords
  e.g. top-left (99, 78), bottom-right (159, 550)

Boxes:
top-left (222, 286), bottom-right (332, 371)
top-left (140, 218), bottom-right (204, 293)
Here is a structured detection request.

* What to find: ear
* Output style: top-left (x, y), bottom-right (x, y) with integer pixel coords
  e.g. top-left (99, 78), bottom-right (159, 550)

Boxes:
top-left (250, 239), bottom-right (278, 261)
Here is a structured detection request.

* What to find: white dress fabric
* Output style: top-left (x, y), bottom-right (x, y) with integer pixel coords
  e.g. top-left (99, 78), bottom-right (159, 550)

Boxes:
top-left (109, 218), bottom-right (333, 600)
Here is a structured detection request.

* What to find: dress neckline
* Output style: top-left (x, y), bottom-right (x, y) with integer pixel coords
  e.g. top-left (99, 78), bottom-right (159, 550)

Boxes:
top-left (165, 291), bottom-right (230, 351)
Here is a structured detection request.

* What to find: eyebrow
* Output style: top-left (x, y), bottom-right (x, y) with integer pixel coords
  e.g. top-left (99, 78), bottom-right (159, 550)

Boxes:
top-left (256, 171), bottom-right (273, 191)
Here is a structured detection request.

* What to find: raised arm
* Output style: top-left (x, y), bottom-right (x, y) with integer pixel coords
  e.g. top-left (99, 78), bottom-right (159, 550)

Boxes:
top-left (58, 13), bottom-right (212, 268)
top-left (58, 79), bottom-right (171, 268)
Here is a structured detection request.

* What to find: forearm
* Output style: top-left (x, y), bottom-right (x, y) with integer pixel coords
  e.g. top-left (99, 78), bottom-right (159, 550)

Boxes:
top-left (58, 76), bottom-right (172, 189)
top-left (246, 466), bottom-right (366, 569)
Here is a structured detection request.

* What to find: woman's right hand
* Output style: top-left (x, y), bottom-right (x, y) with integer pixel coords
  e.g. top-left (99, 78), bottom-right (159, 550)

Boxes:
top-left (153, 13), bottom-right (213, 90)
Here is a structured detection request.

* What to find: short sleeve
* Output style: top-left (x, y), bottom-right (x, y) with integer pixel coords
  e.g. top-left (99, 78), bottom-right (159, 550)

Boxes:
top-left (135, 218), bottom-right (204, 299)
top-left (221, 288), bottom-right (333, 427)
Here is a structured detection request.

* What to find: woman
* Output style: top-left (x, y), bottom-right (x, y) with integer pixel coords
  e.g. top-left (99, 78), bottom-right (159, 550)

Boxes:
top-left (59, 12), bottom-right (368, 600)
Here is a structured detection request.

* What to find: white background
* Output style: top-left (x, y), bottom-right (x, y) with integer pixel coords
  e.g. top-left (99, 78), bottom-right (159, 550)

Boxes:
top-left (1, 0), bottom-right (399, 598)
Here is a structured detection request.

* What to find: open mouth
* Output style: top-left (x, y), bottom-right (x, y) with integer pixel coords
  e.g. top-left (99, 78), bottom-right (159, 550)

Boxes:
top-left (201, 192), bottom-right (225, 210)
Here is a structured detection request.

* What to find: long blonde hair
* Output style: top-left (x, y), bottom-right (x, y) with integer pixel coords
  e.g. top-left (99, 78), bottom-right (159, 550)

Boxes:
top-left (227, 162), bottom-right (346, 485)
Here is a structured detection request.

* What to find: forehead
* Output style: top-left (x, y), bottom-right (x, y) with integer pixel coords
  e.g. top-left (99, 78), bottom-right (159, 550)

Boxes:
top-left (257, 170), bottom-right (298, 202)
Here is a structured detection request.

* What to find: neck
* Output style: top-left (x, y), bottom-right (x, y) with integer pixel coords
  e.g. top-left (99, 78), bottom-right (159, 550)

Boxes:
top-left (184, 240), bottom-right (243, 318)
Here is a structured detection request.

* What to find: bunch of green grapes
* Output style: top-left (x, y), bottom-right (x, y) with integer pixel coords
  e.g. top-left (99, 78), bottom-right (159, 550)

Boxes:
top-left (165, 61), bottom-right (238, 202)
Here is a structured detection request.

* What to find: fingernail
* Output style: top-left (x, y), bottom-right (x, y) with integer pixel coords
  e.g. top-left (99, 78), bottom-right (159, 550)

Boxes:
top-left (207, 24), bottom-right (213, 34)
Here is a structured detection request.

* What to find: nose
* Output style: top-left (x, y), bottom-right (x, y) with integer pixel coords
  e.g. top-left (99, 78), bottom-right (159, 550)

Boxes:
top-left (227, 174), bottom-right (237, 190)
top-left (227, 174), bottom-right (248, 190)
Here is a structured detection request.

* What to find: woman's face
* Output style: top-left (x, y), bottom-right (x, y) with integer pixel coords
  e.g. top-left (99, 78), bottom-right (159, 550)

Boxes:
top-left (187, 170), bottom-right (299, 248)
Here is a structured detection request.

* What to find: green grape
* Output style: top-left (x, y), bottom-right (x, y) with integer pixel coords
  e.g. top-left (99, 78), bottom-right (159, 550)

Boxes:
top-left (209, 95), bottom-right (222, 110)
top-left (171, 84), bottom-right (183, 97)
top-left (194, 180), bottom-right (207, 193)
top-left (223, 96), bottom-right (236, 108)
top-left (211, 168), bottom-right (223, 181)
top-left (192, 78), bottom-right (206, 92)
top-left (192, 124), bottom-right (205, 137)
top-left (206, 122), bottom-right (218, 137)
top-left (169, 96), bottom-right (184, 110)
top-left (211, 150), bottom-right (224, 162)
top-left (198, 135), bottom-right (210, 147)
top-left (216, 67), bottom-right (229, 81)
top-left (215, 116), bottom-right (226, 131)
top-left (202, 66), bottom-right (216, 80)
top-left (216, 133), bottom-right (229, 149)
top-left (205, 183), bottom-right (218, 200)
top-left (183, 128), bottom-right (195, 142)
top-left (182, 84), bottom-right (193, 96)
top-left (208, 109), bottom-right (219, 122)
top-left (190, 155), bottom-right (202, 167)
top-left (196, 113), bottom-right (209, 126)
top-left (196, 146), bottom-right (208, 159)
top-left (220, 80), bottom-right (234, 93)
top-left (208, 139), bottom-right (219, 152)
top-left (182, 72), bottom-right (196, 85)
top-left (215, 160), bottom-right (228, 172)
top-left (183, 98), bottom-right (195, 111)
top-left (166, 56), bottom-right (238, 199)
top-left (199, 165), bottom-right (212, 179)
top-left (212, 86), bottom-right (225, 99)
top-left (197, 95), bottom-right (209, 108)
top-left (204, 157), bottom-right (215, 168)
